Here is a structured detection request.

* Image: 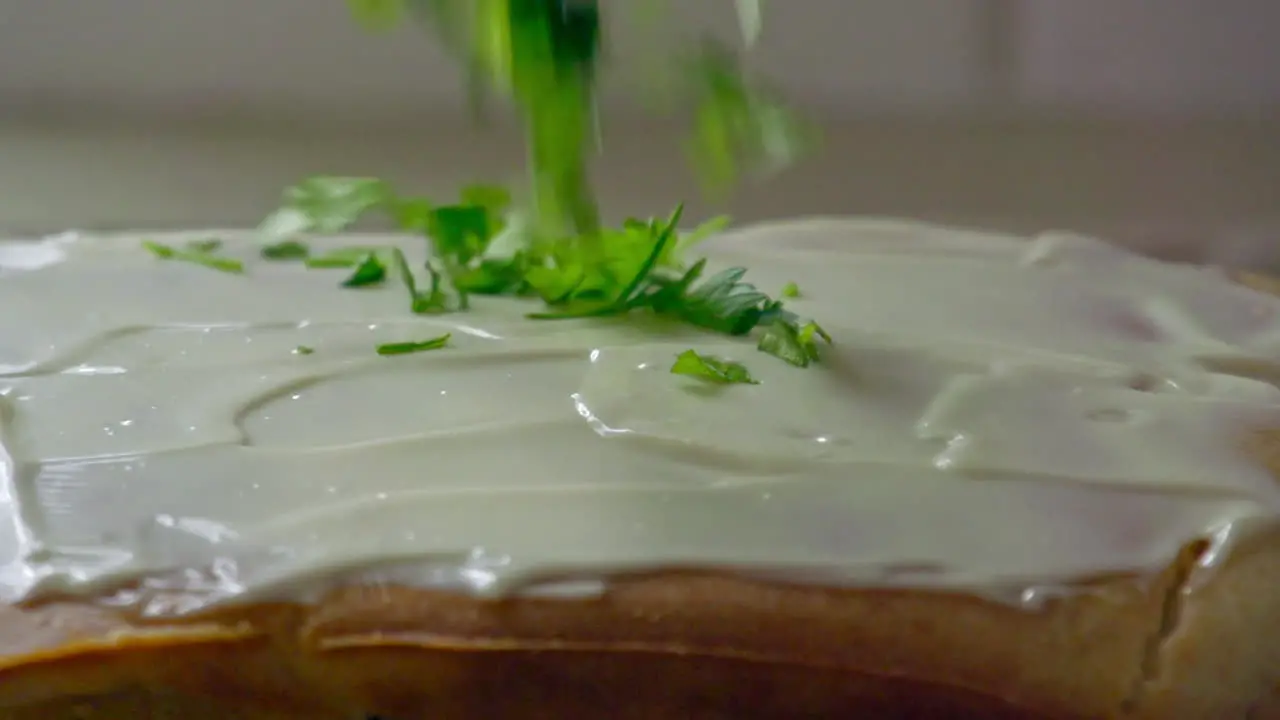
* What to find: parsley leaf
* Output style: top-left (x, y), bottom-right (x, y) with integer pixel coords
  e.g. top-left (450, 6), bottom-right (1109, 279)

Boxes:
top-left (142, 240), bottom-right (244, 274)
top-left (376, 333), bottom-right (452, 356)
top-left (757, 319), bottom-right (832, 368)
top-left (293, 345), bottom-right (315, 355)
top-left (781, 281), bottom-right (800, 298)
top-left (669, 265), bottom-right (779, 335)
top-left (262, 241), bottom-right (310, 260)
top-left (671, 350), bottom-right (758, 385)
top-left (342, 253), bottom-right (388, 287)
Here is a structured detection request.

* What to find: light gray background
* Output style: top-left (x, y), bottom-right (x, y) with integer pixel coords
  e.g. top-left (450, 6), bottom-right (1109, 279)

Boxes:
top-left (0, 0), bottom-right (1276, 265)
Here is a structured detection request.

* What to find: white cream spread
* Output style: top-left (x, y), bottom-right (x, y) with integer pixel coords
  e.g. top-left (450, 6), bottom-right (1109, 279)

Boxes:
top-left (2, 218), bottom-right (1280, 616)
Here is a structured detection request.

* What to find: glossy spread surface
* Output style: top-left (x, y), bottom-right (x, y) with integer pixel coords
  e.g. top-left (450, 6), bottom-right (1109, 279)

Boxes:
top-left (3, 219), bottom-right (1280, 615)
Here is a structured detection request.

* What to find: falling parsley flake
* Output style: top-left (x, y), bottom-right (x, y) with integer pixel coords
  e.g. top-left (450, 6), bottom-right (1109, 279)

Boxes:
top-left (376, 333), bottom-right (452, 356)
top-left (142, 240), bottom-right (244, 275)
top-left (686, 41), bottom-right (814, 192)
top-left (342, 253), bottom-right (388, 288)
top-left (671, 350), bottom-right (758, 385)
top-left (780, 281), bottom-right (800, 298)
top-left (259, 177), bottom-right (396, 238)
top-left (293, 345), bottom-right (315, 355)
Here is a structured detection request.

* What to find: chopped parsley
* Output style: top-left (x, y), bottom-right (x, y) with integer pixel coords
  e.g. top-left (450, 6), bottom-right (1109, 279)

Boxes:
top-left (142, 240), bottom-right (244, 274)
top-left (261, 240), bottom-right (310, 260)
top-left (256, 179), bottom-right (822, 367)
top-left (293, 345), bottom-right (315, 355)
top-left (387, 246), bottom-right (449, 314)
top-left (671, 350), bottom-right (758, 385)
top-left (342, 253), bottom-right (388, 287)
top-left (219, 1), bottom-right (828, 364)
top-left (376, 333), bottom-right (452, 356)
top-left (781, 281), bottom-right (800, 298)
top-left (757, 319), bottom-right (831, 368)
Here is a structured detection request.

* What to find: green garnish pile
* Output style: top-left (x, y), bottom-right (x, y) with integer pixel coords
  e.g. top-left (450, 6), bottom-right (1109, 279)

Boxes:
top-left (148, 1), bottom-right (828, 373)
top-left (254, 177), bottom-right (827, 365)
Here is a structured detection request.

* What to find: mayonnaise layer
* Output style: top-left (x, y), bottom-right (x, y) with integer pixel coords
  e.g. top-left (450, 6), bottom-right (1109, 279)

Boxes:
top-left (2, 218), bottom-right (1280, 615)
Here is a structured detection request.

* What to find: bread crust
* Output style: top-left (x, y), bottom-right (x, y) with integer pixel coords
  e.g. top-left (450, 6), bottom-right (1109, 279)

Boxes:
top-left (3, 270), bottom-right (1280, 719)
top-left (1, 531), bottom-right (1270, 720)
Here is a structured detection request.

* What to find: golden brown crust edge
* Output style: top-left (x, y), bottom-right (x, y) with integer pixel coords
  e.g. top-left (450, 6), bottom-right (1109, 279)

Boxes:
top-left (2, 532), bottom-right (1271, 720)
top-left (3, 271), bottom-right (1280, 719)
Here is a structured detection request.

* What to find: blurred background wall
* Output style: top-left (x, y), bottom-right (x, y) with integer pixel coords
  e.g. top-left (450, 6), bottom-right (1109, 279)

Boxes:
top-left (0, 0), bottom-right (1276, 265)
